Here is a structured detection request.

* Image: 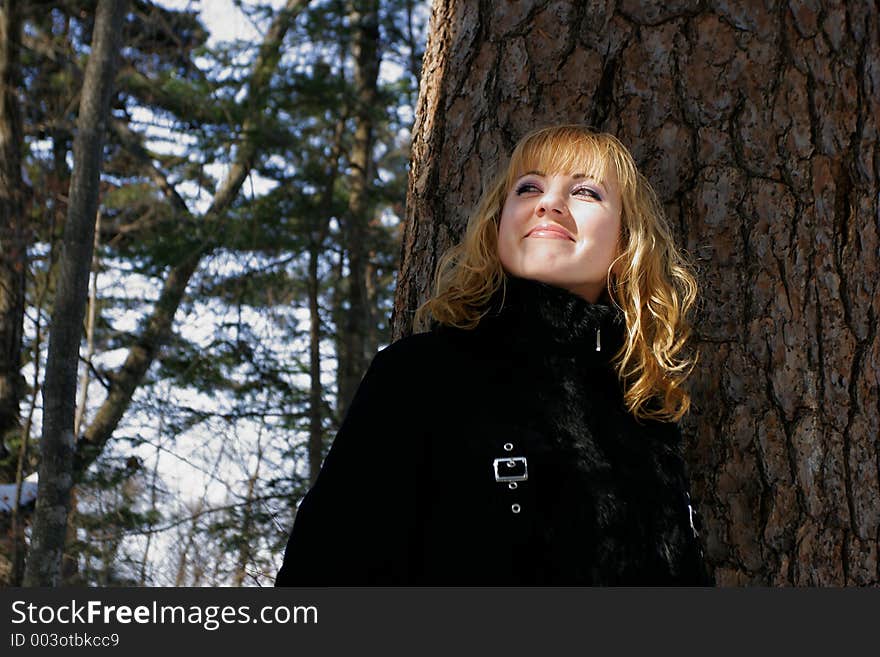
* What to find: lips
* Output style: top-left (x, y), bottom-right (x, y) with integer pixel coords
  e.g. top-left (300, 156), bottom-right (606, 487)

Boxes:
top-left (525, 223), bottom-right (575, 241)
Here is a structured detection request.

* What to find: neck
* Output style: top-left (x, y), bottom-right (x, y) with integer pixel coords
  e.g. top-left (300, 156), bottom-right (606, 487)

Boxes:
top-left (561, 280), bottom-right (609, 305)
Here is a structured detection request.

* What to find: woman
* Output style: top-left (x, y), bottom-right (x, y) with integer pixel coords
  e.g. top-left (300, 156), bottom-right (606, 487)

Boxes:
top-left (276, 124), bottom-right (712, 586)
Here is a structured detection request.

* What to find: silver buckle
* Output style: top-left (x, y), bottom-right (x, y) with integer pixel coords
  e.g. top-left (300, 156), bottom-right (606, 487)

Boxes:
top-left (493, 456), bottom-right (528, 482)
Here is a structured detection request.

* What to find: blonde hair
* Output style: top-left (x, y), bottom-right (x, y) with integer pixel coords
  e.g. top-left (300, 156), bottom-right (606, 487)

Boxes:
top-left (413, 124), bottom-right (700, 424)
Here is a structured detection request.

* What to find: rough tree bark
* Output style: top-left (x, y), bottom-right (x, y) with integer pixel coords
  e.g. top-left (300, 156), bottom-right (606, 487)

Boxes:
top-left (393, 0), bottom-right (879, 586)
top-left (23, 0), bottom-right (127, 586)
top-left (337, 0), bottom-right (380, 419)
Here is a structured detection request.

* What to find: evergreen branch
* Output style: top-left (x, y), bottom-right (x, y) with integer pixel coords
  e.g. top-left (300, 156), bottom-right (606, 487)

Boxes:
top-left (109, 118), bottom-right (192, 217)
top-left (76, 0), bottom-right (314, 480)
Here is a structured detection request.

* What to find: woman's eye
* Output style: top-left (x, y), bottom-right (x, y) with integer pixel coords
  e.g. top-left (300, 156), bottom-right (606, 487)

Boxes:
top-left (515, 183), bottom-right (601, 200)
top-left (573, 187), bottom-right (601, 200)
top-left (515, 183), bottom-right (540, 194)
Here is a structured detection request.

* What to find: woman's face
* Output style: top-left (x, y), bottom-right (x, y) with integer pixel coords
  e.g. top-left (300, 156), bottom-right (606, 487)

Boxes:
top-left (497, 164), bottom-right (622, 303)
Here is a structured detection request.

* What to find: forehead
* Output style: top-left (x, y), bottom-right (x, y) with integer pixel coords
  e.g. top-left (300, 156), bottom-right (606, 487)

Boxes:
top-left (508, 136), bottom-right (615, 187)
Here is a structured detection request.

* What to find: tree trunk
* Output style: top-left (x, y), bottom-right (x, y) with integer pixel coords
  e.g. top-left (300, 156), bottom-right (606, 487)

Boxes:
top-left (307, 239), bottom-right (323, 485)
top-left (73, 210), bottom-right (100, 436)
top-left (233, 434), bottom-right (263, 587)
top-left (174, 502), bottom-right (201, 587)
top-left (6, 240), bottom-right (51, 586)
top-left (23, 0), bottom-right (127, 587)
top-left (0, 0), bottom-right (27, 588)
top-left (364, 241), bottom-right (379, 357)
top-left (0, 0), bottom-right (26, 469)
top-left (394, 0), bottom-right (879, 586)
top-left (138, 442), bottom-right (161, 586)
top-left (307, 118), bottom-right (345, 485)
top-left (337, 0), bottom-right (380, 418)
top-left (332, 249), bottom-right (347, 423)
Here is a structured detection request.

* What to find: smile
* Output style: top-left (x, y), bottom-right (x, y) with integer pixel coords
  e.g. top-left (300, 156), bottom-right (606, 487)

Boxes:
top-left (525, 224), bottom-right (575, 241)
top-left (527, 231), bottom-right (573, 241)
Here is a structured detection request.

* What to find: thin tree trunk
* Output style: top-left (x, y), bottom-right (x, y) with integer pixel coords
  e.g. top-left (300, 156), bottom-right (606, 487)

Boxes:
top-left (332, 248), bottom-right (347, 423)
top-left (23, 0), bottom-right (127, 586)
top-left (0, 0), bottom-right (27, 471)
top-left (138, 390), bottom-right (168, 587)
top-left (364, 250), bottom-right (379, 358)
top-left (174, 502), bottom-right (201, 586)
top-left (7, 218), bottom-right (54, 585)
top-left (337, 0), bottom-right (380, 418)
top-left (7, 334), bottom-right (34, 586)
top-left (308, 117), bottom-right (345, 484)
top-left (73, 210), bottom-right (100, 436)
top-left (175, 435), bottom-right (227, 585)
top-left (307, 238), bottom-right (323, 485)
top-left (394, 0), bottom-right (880, 586)
top-left (233, 433), bottom-right (264, 587)
top-left (138, 441), bottom-right (161, 586)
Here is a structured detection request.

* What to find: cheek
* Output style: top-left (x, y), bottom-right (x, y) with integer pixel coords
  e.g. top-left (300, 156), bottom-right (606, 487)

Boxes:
top-left (498, 214), bottom-right (516, 267)
top-left (497, 211), bottom-right (516, 250)
top-left (496, 221), bottom-right (513, 267)
top-left (584, 211), bottom-right (621, 246)
top-left (597, 217), bottom-right (620, 246)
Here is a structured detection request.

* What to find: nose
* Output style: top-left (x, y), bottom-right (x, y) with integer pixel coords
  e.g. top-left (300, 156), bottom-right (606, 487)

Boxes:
top-left (536, 187), bottom-right (566, 216)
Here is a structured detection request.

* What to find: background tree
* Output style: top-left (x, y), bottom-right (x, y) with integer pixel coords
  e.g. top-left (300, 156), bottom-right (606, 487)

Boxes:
top-left (0, 0), bottom-right (28, 585)
top-left (0, 0), bottom-right (26, 463)
top-left (23, 0), bottom-right (127, 587)
top-left (0, 0), bottom-right (428, 586)
top-left (0, 0), bottom-right (222, 586)
top-left (337, 0), bottom-right (380, 420)
top-left (394, 0), bottom-right (879, 586)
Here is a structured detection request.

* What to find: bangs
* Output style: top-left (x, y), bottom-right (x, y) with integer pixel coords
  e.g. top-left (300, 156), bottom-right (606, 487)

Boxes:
top-left (505, 127), bottom-right (612, 189)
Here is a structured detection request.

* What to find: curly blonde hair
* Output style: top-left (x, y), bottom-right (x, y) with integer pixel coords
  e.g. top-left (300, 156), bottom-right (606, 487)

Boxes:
top-left (413, 124), bottom-right (700, 424)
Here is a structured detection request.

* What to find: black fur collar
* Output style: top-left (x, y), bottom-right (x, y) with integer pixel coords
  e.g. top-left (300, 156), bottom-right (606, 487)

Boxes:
top-left (476, 274), bottom-right (626, 365)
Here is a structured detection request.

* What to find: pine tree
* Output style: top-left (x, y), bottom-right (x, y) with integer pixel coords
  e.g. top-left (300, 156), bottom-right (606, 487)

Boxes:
top-left (397, 0), bottom-right (880, 586)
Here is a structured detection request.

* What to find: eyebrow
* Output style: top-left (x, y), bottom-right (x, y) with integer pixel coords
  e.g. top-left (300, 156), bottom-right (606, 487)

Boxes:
top-left (520, 170), bottom-right (607, 191)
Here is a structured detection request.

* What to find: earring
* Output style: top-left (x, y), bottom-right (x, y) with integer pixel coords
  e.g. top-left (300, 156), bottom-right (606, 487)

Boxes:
top-left (595, 326), bottom-right (601, 352)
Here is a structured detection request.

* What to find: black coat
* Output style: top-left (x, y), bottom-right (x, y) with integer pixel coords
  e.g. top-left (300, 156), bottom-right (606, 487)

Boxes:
top-left (276, 275), bottom-right (712, 586)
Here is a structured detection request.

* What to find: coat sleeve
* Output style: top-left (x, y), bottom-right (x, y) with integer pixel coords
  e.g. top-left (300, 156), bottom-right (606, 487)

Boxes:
top-left (275, 345), bottom-right (425, 586)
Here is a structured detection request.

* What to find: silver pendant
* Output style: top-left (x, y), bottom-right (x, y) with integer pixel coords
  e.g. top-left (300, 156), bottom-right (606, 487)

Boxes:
top-left (595, 326), bottom-right (601, 351)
